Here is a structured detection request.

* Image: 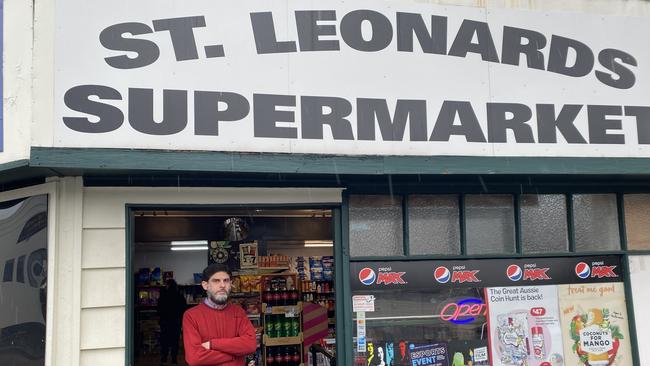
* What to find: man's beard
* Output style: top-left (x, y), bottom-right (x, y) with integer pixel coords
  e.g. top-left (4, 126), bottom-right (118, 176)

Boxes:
top-left (209, 291), bottom-right (229, 305)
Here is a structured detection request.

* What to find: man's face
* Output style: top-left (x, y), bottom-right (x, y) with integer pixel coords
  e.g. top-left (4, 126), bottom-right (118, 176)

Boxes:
top-left (202, 271), bottom-right (231, 305)
top-left (399, 342), bottom-right (406, 355)
top-left (367, 343), bottom-right (374, 355)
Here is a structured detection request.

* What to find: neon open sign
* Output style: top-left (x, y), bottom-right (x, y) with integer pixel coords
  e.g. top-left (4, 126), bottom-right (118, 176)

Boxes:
top-left (439, 298), bottom-right (487, 325)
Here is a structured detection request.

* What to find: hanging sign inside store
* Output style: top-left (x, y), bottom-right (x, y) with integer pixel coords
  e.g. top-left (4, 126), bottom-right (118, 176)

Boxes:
top-left (352, 295), bottom-right (375, 312)
top-left (54, 0), bottom-right (650, 158)
top-left (439, 297), bottom-right (487, 324)
top-left (350, 256), bottom-right (622, 290)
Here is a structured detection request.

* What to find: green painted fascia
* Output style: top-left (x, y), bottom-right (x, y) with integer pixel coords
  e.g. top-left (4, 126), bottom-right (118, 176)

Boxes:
top-left (0, 159), bottom-right (29, 172)
top-left (28, 147), bottom-right (650, 175)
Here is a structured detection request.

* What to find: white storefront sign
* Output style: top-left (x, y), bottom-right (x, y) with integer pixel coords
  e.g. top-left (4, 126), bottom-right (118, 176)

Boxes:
top-left (55, 0), bottom-right (650, 157)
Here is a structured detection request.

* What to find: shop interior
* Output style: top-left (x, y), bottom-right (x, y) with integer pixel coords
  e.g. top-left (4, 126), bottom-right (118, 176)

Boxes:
top-left (133, 208), bottom-right (335, 366)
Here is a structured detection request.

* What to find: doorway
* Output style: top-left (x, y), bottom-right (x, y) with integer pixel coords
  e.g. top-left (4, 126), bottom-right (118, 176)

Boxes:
top-left (131, 206), bottom-right (336, 366)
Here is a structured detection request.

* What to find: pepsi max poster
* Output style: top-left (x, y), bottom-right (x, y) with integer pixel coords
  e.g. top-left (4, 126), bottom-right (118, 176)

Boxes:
top-left (351, 256), bottom-right (623, 291)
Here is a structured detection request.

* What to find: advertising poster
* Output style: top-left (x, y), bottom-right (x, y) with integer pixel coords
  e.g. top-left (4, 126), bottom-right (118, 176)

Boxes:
top-left (486, 285), bottom-right (564, 366)
top-left (239, 241), bottom-right (258, 269)
top-left (447, 340), bottom-right (489, 366)
top-left (409, 343), bottom-right (449, 366)
top-left (558, 282), bottom-right (631, 366)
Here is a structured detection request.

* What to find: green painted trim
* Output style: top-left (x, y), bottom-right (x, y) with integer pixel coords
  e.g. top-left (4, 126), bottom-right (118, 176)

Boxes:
top-left (333, 207), bottom-right (345, 366)
top-left (341, 192), bottom-right (353, 366)
top-left (28, 147), bottom-right (650, 175)
top-left (567, 194), bottom-right (576, 252)
top-left (459, 195), bottom-right (466, 255)
top-left (125, 206), bottom-right (135, 366)
top-left (402, 195), bottom-right (409, 256)
top-left (514, 194), bottom-right (522, 254)
top-left (0, 159), bottom-right (29, 172)
top-left (348, 250), bottom-right (628, 262)
top-left (628, 249), bottom-right (650, 254)
top-left (618, 193), bottom-right (628, 251)
top-left (622, 255), bottom-right (641, 366)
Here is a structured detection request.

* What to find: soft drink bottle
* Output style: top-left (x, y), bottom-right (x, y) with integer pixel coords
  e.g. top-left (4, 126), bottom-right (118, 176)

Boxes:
top-left (274, 315), bottom-right (283, 338)
top-left (291, 317), bottom-right (300, 337)
top-left (289, 289), bottom-right (298, 305)
top-left (265, 315), bottom-right (275, 338)
top-left (282, 346), bottom-right (292, 366)
top-left (291, 346), bottom-right (301, 366)
top-left (283, 316), bottom-right (292, 337)
top-left (266, 348), bottom-right (276, 366)
top-left (274, 347), bottom-right (285, 366)
top-left (281, 288), bottom-right (289, 306)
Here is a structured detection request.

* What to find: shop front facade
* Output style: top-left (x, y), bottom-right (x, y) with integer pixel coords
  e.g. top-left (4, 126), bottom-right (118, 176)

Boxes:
top-left (2, 1), bottom-right (650, 366)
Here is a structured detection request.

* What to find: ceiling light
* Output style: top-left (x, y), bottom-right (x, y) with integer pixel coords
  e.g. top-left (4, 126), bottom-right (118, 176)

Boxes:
top-left (171, 240), bottom-right (208, 246)
top-left (304, 240), bottom-right (333, 247)
top-left (171, 246), bottom-right (208, 251)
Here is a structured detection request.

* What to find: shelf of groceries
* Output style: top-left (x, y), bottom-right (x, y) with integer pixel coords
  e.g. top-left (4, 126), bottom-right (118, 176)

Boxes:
top-left (134, 255), bottom-right (336, 366)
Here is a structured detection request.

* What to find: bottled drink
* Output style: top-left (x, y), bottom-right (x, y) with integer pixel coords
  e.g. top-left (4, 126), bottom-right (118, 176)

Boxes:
top-left (283, 316), bottom-right (292, 337)
top-left (290, 289), bottom-right (299, 305)
top-left (291, 346), bottom-right (301, 366)
top-left (274, 315), bottom-right (283, 338)
top-left (282, 346), bottom-right (291, 366)
top-left (266, 348), bottom-right (276, 366)
top-left (265, 315), bottom-right (275, 338)
top-left (270, 290), bottom-right (279, 307)
top-left (274, 346), bottom-right (285, 366)
top-left (280, 288), bottom-right (289, 306)
top-left (290, 317), bottom-right (300, 337)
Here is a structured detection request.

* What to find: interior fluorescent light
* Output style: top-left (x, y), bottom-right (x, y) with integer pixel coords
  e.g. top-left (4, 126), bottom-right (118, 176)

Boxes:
top-left (171, 240), bottom-right (208, 246)
top-left (304, 240), bottom-right (333, 247)
top-left (171, 246), bottom-right (208, 251)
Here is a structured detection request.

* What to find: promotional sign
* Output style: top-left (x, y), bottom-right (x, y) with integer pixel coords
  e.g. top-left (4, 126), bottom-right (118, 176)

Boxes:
top-left (558, 282), bottom-right (632, 366)
top-left (486, 285), bottom-right (564, 366)
top-left (447, 340), bottom-right (489, 366)
top-left (356, 311), bottom-right (367, 353)
top-left (353, 295), bottom-right (376, 312)
top-left (239, 242), bottom-right (258, 269)
top-left (629, 256), bottom-right (650, 365)
top-left (55, 0), bottom-right (650, 158)
top-left (409, 343), bottom-right (449, 366)
top-left (350, 256), bottom-right (622, 290)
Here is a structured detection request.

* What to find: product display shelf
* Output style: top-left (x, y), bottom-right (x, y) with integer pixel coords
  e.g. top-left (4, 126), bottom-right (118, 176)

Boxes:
top-left (263, 333), bottom-right (304, 346)
top-left (261, 273), bottom-right (304, 366)
top-left (262, 302), bottom-right (303, 314)
top-left (234, 267), bottom-right (290, 276)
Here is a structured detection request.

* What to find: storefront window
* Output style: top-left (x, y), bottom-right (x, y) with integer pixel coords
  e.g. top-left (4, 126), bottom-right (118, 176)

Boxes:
top-left (351, 256), bottom-right (633, 366)
top-left (349, 195), bottom-right (403, 257)
top-left (573, 194), bottom-right (620, 251)
top-left (624, 194), bottom-right (650, 250)
top-left (408, 195), bottom-right (460, 255)
top-left (0, 195), bottom-right (48, 366)
top-left (465, 195), bottom-right (515, 255)
top-left (520, 194), bottom-right (568, 253)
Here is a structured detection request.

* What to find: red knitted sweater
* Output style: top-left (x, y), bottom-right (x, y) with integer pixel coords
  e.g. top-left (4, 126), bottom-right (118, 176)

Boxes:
top-left (183, 302), bottom-right (257, 366)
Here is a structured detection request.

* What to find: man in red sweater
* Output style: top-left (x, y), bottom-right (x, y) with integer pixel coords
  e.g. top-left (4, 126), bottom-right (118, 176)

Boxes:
top-left (183, 264), bottom-right (257, 366)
